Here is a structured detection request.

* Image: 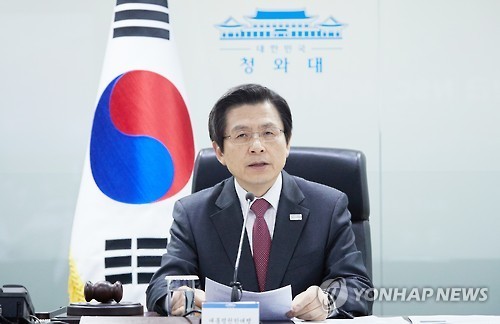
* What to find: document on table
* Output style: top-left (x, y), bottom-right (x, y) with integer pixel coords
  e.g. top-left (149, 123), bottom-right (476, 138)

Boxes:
top-left (408, 315), bottom-right (500, 323)
top-left (205, 277), bottom-right (292, 321)
top-left (335, 316), bottom-right (410, 323)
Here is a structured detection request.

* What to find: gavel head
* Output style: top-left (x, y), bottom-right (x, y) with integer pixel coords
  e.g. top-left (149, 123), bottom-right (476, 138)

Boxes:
top-left (84, 281), bottom-right (123, 303)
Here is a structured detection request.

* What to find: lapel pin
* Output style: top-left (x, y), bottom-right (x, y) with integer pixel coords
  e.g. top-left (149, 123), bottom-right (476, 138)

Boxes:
top-left (289, 214), bottom-right (302, 221)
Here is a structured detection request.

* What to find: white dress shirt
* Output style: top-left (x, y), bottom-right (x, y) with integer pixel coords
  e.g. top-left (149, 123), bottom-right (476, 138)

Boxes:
top-left (234, 173), bottom-right (282, 254)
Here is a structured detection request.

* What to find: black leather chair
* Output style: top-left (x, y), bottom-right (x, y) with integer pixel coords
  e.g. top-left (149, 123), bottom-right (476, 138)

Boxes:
top-left (191, 146), bottom-right (372, 279)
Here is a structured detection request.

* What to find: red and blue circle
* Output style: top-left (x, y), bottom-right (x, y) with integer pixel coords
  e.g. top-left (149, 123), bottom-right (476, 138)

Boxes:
top-left (90, 70), bottom-right (194, 204)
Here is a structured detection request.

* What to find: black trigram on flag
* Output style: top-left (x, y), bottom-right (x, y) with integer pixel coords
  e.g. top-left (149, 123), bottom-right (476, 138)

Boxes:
top-left (113, 0), bottom-right (170, 39)
top-left (104, 237), bottom-right (167, 285)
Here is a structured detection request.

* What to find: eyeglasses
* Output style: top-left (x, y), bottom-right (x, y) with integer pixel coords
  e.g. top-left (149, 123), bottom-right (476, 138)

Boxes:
top-left (223, 127), bottom-right (285, 145)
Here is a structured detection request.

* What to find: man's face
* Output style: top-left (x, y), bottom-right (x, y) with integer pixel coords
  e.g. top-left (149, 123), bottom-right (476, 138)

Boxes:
top-left (213, 101), bottom-right (291, 197)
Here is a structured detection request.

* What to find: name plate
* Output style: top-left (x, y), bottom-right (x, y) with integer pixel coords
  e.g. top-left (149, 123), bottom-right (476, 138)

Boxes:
top-left (202, 302), bottom-right (259, 324)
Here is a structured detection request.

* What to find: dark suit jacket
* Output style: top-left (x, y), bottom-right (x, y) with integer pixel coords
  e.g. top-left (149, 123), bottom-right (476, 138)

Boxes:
top-left (146, 171), bottom-right (373, 315)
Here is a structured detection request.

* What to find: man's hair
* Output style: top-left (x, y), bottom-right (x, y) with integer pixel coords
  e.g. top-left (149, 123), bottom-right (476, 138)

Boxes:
top-left (208, 84), bottom-right (293, 152)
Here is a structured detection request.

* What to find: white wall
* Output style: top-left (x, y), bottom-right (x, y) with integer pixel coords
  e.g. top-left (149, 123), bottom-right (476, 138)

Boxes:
top-left (1, 0), bottom-right (499, 315)
top-left (378, 0), bottom-right (500, 315)
top-left (0, 0), bottom-right (114, 311)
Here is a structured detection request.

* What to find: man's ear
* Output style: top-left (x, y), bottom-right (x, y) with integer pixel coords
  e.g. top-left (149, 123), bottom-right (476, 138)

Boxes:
top-left (285, 136), bottom-right (292, 158)
top-left (212, 141), bottom-right (226, 166)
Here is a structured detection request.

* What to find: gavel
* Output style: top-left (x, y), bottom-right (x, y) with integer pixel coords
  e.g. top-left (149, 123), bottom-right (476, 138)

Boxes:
top-left (84, 281), bottom-right (123, 303)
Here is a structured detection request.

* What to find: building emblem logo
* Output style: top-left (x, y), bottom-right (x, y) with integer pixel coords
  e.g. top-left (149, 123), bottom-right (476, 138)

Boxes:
top-left (216, 9), bottom-right (346, 40)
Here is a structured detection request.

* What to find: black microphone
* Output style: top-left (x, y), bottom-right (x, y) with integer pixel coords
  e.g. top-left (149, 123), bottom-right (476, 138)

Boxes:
top-left (230, 192), bottom-right (255, 302)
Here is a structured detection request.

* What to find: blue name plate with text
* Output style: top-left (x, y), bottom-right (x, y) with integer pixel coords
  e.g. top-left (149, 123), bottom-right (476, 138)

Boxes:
top-left (202, 302), bottom-right (259, 324)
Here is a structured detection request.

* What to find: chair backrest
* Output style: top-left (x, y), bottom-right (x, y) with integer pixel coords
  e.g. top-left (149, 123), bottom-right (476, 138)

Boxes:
top-left (191, 146), bottom-right (372, 279)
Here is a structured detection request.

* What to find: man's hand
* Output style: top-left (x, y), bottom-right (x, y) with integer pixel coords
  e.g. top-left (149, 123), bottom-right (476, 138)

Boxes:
top-left (286, 286), bottom-right (330, 321)
top-left (169, 289), bottom-right (186, 316)
top-left (194, 288), bottom-right (206, 309)
top-left (168, 287), bottom-right (206, 316)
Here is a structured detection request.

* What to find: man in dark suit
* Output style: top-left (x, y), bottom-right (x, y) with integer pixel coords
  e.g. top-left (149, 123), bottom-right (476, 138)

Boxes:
top-left (146, 84), bottom-right (373, 319)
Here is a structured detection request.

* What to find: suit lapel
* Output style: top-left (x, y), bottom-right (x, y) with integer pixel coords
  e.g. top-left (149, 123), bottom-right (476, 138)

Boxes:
top-left (266, 171), bottom-right (310, 291)
top-left (209, 178), bottom-right (259, 291)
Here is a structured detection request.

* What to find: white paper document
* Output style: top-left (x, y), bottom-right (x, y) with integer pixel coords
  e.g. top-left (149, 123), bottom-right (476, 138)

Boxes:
top-left (339, 316), bottom-right (412, 323)
top-left (408, 315), bottom-right (500, 323)
top-left (205, 277), bottom-right (293, 321)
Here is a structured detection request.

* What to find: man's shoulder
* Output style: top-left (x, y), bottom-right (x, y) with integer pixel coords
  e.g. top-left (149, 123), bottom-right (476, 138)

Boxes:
top-left (178, 177), bottom-right (229, 206)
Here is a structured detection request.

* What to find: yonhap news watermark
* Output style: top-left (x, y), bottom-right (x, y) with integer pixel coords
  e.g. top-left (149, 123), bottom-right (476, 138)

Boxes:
top-left (320, 278), bottom-right (489, 306)
top-left (354, 287), bottom-right (489, 302)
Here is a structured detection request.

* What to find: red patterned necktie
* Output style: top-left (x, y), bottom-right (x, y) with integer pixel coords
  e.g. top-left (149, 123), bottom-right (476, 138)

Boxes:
top-left (251, 198), bottom-right (271, 292)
